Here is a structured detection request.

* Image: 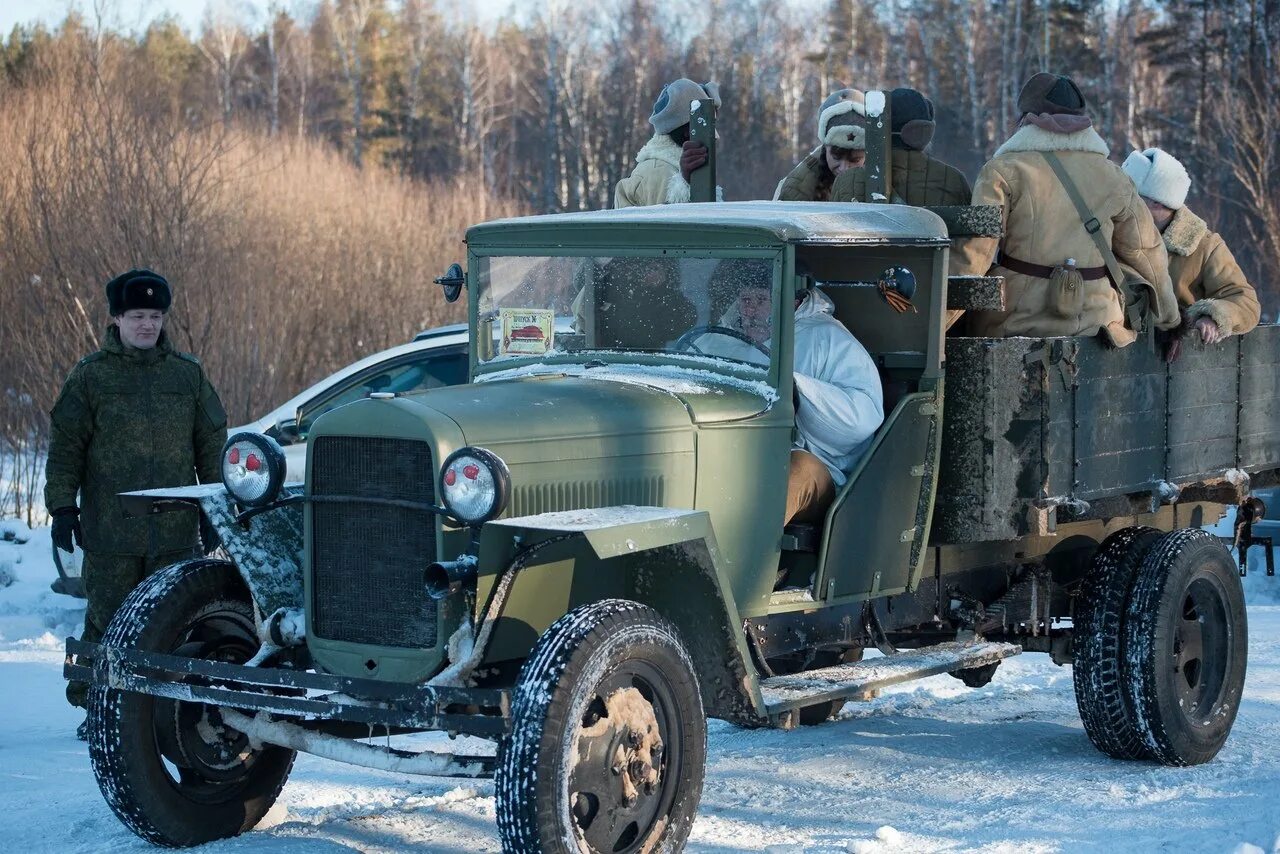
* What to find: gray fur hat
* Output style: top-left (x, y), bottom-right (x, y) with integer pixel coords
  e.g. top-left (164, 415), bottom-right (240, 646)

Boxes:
top-left (818, 88), bottom-right (866, 149)
top-left (649, 79), bottom-right (722, 134)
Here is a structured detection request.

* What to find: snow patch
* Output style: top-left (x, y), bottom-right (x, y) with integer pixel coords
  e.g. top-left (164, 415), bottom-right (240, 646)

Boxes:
top-left (428, 618), bottom-right (477, 688)
top-left (494, 505), bottom-right (699, 531)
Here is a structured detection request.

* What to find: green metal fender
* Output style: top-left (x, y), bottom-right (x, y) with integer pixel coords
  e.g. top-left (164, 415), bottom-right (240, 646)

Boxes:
top-left (471, 507), bottom-right (766, 725)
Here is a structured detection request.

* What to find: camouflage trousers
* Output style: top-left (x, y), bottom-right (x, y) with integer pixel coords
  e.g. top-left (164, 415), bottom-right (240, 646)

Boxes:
top-left (66, 548), bottom-right (197, 708)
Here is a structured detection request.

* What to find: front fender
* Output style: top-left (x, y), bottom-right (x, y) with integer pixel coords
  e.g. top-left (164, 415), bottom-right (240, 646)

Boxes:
top-left (119, 485), bottom-right (303, 619)
top-left (471, 507), bottom-right (766, 725)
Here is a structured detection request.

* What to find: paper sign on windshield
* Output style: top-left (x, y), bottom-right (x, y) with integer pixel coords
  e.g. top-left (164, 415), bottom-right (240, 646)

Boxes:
top-left (499, 308), bottom-right (555, 356)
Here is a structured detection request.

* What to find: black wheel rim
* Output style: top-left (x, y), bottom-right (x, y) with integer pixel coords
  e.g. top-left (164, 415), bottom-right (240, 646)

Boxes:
top-left (1171, 575), bottom-right (1232, 722)
top-left (150, 603), bottom-right (267, 804)
top-left (567, 659), bottom-right (683, 854)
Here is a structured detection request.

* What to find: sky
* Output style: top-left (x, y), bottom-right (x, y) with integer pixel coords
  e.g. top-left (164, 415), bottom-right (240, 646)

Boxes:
top-left (0, 0), bottom-right (511, 35)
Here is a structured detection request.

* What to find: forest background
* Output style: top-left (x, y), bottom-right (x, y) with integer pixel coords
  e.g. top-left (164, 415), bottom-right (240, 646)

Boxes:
top-left (1, 0), bottom-right (1278, 522)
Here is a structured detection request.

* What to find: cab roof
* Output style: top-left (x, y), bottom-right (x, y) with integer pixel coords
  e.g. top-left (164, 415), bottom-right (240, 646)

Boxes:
top-left (466, 201), bottom-right (950, 248)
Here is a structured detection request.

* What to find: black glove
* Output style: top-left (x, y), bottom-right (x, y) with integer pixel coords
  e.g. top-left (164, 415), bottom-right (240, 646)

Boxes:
top-left (51, 508), bottom-right (82, 553)
top-left (199, 513), bottom-right (222, 555)
top-left (679, 141), bottom-right (708, 183)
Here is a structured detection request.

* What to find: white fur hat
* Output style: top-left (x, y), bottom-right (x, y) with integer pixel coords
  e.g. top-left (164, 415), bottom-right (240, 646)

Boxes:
top-left (818, 88), bottom-right (867, 149)
top-left (649, 79), bottom-right (722, 134)
top-left (1122, 147), bottom-right (1191, 210)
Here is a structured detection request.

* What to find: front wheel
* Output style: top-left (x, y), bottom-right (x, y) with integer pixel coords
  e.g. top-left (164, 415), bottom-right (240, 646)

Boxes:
top-left (1124, 529), bottom-right (1248, 766)
top-left (88, 559), bottom-right (295, 847)
top-left (496, 600), bottom-right (706, 853)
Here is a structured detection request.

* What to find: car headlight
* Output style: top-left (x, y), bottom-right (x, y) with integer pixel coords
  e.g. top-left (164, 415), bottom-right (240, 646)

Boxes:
top-left (221, 432), bottom-right (286, 507)
top-left (439, 447), bottom-right (510, 525)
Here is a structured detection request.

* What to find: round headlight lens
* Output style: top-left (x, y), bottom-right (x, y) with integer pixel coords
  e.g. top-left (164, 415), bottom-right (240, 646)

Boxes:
top-left (440, 447), bottom-right (509, 524)
top-left (221, 432), bottom-right (286, 506)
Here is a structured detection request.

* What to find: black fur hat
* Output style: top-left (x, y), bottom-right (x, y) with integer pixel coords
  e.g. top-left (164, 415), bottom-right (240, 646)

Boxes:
top-left (889, 88), bottom-right (936, 151)
top-left (106, 269), bottom-right (171, 316)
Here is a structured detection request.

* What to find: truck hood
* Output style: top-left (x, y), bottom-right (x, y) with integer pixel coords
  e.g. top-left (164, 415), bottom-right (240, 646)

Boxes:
top-left (401, 366), bottom-right (775, 464)
top-left (472, 362), bottom-right (776, 426)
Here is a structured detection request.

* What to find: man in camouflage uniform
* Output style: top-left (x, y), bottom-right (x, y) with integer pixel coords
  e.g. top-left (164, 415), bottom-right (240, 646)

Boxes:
top-left (47, 269), bottom-right (227, 722)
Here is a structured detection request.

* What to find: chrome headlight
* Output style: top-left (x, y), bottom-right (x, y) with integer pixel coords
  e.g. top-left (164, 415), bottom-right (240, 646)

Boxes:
top-left (439, 447), bottom-right (510, 525)
top-left (221, 432), bottom-right (286, 507)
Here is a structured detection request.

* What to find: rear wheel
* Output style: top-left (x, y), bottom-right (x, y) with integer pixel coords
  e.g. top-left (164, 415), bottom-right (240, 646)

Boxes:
top-left (1072, 526), bottom-right (1161, 760)
top-left (88, 559), bottom-right (295, 847)
top-left (496, 600), bottom-right (706, 854)
top-left (1124, 529), bottom-right (1247, 766)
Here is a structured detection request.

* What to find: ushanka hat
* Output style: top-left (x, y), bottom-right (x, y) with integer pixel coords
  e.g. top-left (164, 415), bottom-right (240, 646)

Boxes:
top-left (1017, 72), bottom-right (1087, 117)
top-left (817, 88), bottom-right (866, 149)
top-left (889, 87), bottom-right (936, 151)
top-left (649, 79), bottom-right (721, 134)
top-left (106, 268), bottom-right (172, 316)
top-left (1122, 147), bottom-right (1191, 210)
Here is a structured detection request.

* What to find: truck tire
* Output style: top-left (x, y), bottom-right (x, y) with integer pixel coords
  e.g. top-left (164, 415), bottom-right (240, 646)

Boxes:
top-left (496, 600), bottom-right (706, 854)
top-left (87, 559), bottom-right (295, 847)
top-left (1072, 526), bottom-right (1161, 760)
top-left (1123, 528), bottom-right (1247, 766)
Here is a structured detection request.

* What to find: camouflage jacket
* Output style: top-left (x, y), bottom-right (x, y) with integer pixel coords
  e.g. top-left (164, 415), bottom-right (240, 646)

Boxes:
top-left (44, 326), bottom-right (227, 556)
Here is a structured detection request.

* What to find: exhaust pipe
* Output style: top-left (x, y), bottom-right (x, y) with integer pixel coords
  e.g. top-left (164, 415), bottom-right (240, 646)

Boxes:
top-left (425, 556), bottom-right (478, 600)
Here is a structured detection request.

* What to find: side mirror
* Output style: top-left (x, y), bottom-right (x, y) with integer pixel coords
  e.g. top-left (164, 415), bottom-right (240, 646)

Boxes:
top-left (274, 413), bottom-right (302, 444)
top-left (434, 263), bottom-right (465, 303)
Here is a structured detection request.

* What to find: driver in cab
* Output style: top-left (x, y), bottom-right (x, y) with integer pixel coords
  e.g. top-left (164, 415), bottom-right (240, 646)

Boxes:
top-left (693, 261), bottom-right (884, 525)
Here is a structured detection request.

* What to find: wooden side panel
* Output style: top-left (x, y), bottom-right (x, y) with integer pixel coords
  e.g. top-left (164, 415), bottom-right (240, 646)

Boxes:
top-left (934, 327), bottom-right (1279, 545)
top-left (1240, 325), bottom-right (1280, 473)
top-left (1168, 338), bottom-right (1239, 481)
top-left (1071, 339), bottom-right (1166, 499)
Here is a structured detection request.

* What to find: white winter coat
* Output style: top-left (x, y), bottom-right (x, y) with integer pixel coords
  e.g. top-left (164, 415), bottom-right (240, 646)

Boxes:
top-left (695, 288), bottom-right (883, 485)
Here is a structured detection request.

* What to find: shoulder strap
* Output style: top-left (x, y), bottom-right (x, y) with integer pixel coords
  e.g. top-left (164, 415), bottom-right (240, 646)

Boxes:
top-left (1040, 151), bottom-right (1148, 333)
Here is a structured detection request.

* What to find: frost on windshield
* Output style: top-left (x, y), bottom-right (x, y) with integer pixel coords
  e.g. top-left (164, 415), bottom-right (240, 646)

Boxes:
top-left (474, 254), bottom-right (777, 370)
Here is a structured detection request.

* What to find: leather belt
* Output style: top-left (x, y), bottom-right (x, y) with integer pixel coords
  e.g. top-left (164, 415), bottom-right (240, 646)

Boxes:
top-left (998, 251), bottom-right (1109, 282)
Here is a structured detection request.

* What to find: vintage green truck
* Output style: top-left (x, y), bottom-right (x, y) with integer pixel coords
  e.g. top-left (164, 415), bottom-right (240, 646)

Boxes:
top-left (67, 201), bottom-right (1268, 852)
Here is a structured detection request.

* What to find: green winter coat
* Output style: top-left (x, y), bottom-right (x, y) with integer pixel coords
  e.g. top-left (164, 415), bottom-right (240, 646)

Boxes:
top-left (830, 148), bottom-right (971, 206)
top-left (773, 147), bottom-right (837, 202)
top-left (44, 326), bottom-right (227, 556)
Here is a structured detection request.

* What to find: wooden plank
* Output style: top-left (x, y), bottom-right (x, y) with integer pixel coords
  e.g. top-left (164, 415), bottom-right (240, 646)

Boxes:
top-left (1168, 437), bottom-right (1237, 481)
top-left (1076, 451), bottom-right (1163, 498)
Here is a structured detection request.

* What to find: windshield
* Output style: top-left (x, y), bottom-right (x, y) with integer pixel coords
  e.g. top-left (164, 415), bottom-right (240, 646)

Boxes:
top-left (475, 255), bottom-right (776, 370)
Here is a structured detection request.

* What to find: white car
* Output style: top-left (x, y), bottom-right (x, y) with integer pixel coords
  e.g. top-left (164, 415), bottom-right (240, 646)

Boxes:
top-left (232, 324), bottom-right (470, 480)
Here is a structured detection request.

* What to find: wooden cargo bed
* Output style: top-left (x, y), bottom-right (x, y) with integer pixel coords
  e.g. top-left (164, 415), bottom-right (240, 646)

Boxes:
top-left (933, 324), bottom-right (1280, 543)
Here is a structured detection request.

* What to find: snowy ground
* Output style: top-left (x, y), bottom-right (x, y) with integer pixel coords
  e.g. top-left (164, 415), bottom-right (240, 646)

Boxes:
top-left (2, 526), bottom-right (1279, 853)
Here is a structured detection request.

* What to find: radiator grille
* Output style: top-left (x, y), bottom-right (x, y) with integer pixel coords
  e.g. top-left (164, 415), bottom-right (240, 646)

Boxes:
top-left (310, 436), bottom-right (437, 648)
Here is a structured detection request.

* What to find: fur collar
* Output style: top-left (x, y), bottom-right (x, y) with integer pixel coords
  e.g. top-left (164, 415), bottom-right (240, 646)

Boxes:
top-left (993, 124), bottom-right (1109, 158)
top-left (1162, 205), bottom-right (1208, 257)
top-left (636, 134), bottom-right (683, 170)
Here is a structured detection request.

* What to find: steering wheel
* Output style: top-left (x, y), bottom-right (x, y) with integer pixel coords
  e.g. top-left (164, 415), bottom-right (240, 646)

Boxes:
top-left (672, 325), bottom-right (770, 358)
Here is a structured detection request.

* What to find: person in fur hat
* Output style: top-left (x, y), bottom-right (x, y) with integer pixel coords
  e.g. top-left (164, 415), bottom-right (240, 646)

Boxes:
top-left (830, 87), bottom-right (970, 206)
top-left (49, 269), bottom-right (227, 735)
top-left (615, 78), bottom-right (722, 208)
top-left (773, 88), bottom-right (867, 202)
top-left (1122, 147), bottom-right (1259, 345)
top-left (952, 72), bottom-right (1179, 346)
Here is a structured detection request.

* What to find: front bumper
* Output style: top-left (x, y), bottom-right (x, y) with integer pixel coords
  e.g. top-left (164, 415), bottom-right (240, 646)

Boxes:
top-left (64, 638), bottom-right (509, 738)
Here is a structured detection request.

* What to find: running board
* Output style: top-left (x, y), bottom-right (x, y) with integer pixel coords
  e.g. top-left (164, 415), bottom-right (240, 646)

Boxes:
top-left (759, 640), bottom-right (1021, 726)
